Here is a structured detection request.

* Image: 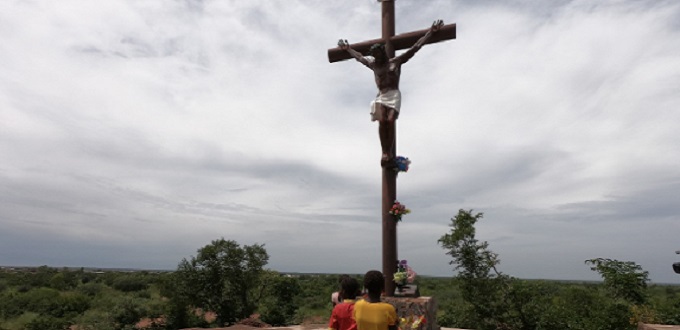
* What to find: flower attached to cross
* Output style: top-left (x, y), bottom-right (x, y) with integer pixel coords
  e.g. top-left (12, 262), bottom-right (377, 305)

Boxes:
top-left (389, 200), bottom-right (411, 222)
top-left (394, 156), bottom-right (411, 173)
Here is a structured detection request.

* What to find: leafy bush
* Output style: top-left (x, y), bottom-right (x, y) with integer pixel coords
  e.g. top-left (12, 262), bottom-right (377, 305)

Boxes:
top-left (0, 312), bottom-right (39, 330)
top-left (112, 276), bottom-right (148, 292)
top-left (11, 287), bottom-right (60, 316)
top-left (22, 315), bottom-right (71, 330)
top-left (54, 292), bottom-right (91, 318)
top-left (656, 296), bottom-right (680, 324)
top-left (259, 272), bottom-right (302, 326)
top-left (110, 296), bottom-right (147, 329)
top-left (72, 310), bottom-right (116, 330)
top-left (77, 282), bottom-right (106, 297)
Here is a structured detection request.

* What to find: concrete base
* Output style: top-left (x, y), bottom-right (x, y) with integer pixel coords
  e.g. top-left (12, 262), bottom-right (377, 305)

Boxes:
top-left (383, 296), bottom-right (439, 330)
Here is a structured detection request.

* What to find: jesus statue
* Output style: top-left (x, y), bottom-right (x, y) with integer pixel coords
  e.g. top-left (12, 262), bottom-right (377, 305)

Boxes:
top-left (338, 20), bottom-right (443, 166)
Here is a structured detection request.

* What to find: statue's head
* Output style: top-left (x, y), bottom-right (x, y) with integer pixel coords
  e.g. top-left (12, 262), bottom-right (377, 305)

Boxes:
top-left (369, 43), bottom-right (387, 61)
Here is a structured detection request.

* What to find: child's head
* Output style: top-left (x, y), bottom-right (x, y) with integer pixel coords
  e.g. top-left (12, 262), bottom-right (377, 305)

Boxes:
top-left (338, 274), bottom-right (351, 285)
top-left (363, 270), bottom-right (384, 295)
top-left (340, 276), bottom-right (360, 300)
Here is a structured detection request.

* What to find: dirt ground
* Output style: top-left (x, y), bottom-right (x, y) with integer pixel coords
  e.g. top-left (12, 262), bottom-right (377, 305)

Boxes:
top-left (139, 310), bottom-right (329, 330)
top-left (180, 325), bottom-right (327, 330)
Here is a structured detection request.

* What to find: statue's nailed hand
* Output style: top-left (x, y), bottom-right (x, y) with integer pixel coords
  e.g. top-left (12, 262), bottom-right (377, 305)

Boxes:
top-left (338, 39), bottom-right (349, 50)
top-left (431, 19), bottom-right (444, 32)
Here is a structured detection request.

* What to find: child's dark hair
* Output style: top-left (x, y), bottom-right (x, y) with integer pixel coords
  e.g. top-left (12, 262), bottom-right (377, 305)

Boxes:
top-left (338, 274), bottom-right (351, 284)
top-left (340, 277), bottom-right (360, 300)
top-left (363, 270), bottom-right (384, 294)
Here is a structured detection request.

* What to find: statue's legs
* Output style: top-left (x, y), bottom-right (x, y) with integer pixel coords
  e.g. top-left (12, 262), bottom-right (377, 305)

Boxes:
top-left (379, 122), bottom-right (390, 162)
top-left (378, 106), bottom-right (396, 166)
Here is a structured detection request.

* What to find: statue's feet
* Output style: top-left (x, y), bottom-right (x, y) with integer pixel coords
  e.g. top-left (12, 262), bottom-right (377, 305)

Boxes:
top-left (381, 154), bottom-right (395, 168)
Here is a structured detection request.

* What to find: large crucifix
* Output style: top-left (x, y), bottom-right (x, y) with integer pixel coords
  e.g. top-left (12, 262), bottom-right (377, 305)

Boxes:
top-left (328, 0), bottom-right (455, 296)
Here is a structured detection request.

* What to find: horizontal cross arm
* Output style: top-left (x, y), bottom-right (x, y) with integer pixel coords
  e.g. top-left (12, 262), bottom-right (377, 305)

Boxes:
top-left (328, 23), bottom-right (456, 63)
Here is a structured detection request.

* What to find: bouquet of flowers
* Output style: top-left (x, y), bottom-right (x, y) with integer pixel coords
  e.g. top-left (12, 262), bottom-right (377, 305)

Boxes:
top-left (389, 200), bottom-right (411, 222)
top-left (393, 270), bottom-right (408, 284)
top-left (396, 259), bottom-right (417, 284)
top-left (394, 156), bottom-right (411, 173)
top-left (399, 315), bottom-right (426, 330)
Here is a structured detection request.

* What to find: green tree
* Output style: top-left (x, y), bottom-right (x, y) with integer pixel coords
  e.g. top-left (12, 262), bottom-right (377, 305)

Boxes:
top-left (112, 275), bottom-right (149, 293)
top-left (258, 271), bottom-right (301, 326)
top-left (585, 258), bottom-right (649, 305)
top-left (585, 258), bottom-right (654, 328)
top-left (438, 209), bottom-right (511, 330)
top-left (173, 238), bottom-right (269, 326)
top-left (49, 273), bottom-right (68, 291)
top-left (77, 282), bottom-right (106, 297)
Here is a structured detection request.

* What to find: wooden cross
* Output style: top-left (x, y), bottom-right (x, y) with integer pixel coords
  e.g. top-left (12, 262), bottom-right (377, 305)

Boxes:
top-left (328, 0), bottom-right (455, 296)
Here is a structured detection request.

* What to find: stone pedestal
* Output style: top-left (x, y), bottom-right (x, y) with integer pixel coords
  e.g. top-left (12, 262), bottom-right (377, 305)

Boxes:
top-left (383, 296), bottom-right (439, 330)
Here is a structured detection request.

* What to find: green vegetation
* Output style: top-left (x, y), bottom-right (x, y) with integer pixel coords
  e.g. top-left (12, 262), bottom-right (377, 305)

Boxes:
top-left (0, 267), bottom-right (167, 330)
top-left (171, 238), bottom-right (269, 326)
top-left (436, 209), bottom-right (680, 330)
top-left (1, 227), bottom-right (679, 330)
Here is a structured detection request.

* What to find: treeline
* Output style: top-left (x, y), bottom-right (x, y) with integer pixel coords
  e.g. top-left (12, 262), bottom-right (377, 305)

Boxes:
top-left (1, 265), bottom-right (678, 330)
top-left (0, 266), bottom-right (167, 330)
top-left (0, 240), bottom-right (351, 330)
top-left (1, 212), bottom-right (679, 330)
top-left (0, 265), bottom-right (330, 330)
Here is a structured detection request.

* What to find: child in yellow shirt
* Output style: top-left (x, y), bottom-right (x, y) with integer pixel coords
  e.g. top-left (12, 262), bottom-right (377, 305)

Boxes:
top-left (353, 271), bottom-right (397, 330)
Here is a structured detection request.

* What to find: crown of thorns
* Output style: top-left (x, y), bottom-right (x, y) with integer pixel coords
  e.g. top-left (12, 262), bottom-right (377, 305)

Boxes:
top-left (370, 43), bottom-right (386, 53)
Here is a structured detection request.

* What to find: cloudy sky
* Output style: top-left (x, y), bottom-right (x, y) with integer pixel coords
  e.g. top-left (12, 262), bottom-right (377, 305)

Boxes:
top-left (1, 0), bottom-right (679, 283)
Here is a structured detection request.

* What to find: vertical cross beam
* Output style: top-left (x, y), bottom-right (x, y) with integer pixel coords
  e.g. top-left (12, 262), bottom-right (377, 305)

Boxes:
top-left (380, 0), bottom-right (398, 297)
top-left (329, 1), bottom-right (455, 297)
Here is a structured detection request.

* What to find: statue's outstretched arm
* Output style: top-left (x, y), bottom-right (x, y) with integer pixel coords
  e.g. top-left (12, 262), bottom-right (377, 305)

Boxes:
top-left (395, 20), bottom-right (443, 64)
top-left (338, 39), bottom-right (373, 68)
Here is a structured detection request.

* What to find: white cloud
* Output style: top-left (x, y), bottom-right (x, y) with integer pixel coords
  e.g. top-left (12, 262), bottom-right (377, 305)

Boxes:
top-left (1, 0), bottom-right (679, 283)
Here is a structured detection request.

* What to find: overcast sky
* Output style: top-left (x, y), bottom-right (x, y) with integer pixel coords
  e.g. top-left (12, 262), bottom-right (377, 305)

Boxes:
top-left (1, 0), bottom-right (679, 283)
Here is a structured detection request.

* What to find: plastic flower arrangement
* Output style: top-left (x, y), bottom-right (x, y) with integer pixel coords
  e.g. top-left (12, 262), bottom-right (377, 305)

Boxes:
top-left (399, 315), bottom-right (426, 330)
top-left (394, 156), bottom-right (411, 173)
top-left (398, 259), bottom-right (408, 272)
top-left (393, 270), bottom-right (408, 284)
top-left (389, 200), bottom-right (411, 222)
top-left (396, 259), bottom-right (417, 284)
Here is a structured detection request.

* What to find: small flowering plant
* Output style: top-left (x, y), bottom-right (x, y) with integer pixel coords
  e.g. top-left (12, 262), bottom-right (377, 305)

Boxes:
top-left (394, 156), bottom-right (411, 173)
top-left (399, 315), bottom-right (426, 330)
top-left (389, 200), bottom-right (410, 222)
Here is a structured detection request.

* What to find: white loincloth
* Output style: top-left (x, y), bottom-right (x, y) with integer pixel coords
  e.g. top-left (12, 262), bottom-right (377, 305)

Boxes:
top-left (370, 89), bottom-right (401, 121)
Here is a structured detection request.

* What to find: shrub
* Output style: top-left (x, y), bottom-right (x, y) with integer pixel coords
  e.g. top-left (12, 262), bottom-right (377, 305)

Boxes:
top-left (22, 315), bottom-right (71, 330)
top-left (77, 282), bottom-right (106, 297)
top-left (112, 276), bottom-right (148, 292)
